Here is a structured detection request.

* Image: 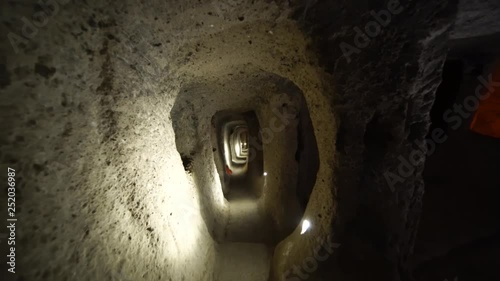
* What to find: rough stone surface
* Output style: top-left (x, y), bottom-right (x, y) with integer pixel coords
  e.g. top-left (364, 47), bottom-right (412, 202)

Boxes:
top-left (1, 0), bottom-right (335, 280)
top-left (451, 0), bottom-right (500, 39)
top-left (270, 1), bottom-right (458, 281)
top-left (412, 57), bottom-right (500, 281)
top-left (448, 0), bottom-right (500, 56)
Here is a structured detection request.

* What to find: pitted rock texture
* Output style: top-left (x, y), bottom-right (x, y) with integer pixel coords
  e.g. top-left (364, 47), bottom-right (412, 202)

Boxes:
top-left (1, 0), bottom-right (335, 280)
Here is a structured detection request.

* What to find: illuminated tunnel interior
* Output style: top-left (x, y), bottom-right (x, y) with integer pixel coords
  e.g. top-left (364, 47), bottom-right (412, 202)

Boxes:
top-left (1, 0), bottom-right (500, 281)
top-left (169, 72), bottom-right (320, 278)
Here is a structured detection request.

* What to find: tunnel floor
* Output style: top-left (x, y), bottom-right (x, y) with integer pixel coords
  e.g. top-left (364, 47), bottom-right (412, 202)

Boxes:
top-left (215, 243), bottom-right (272, 281)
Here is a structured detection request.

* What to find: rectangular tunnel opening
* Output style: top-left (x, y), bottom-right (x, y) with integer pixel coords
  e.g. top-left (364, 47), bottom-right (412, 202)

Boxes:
top-left (211, 110), bottom-right (264, 201)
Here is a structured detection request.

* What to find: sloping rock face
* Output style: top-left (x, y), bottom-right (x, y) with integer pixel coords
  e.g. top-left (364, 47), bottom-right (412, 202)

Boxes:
top-left (451, 0), bottom-right (500, 39)
top-left (448, 0), bottom-right (500, 55)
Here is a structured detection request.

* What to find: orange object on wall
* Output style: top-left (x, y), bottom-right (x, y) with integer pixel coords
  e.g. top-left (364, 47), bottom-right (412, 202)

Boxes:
top-left (470, 60), bottom-right (500, 138)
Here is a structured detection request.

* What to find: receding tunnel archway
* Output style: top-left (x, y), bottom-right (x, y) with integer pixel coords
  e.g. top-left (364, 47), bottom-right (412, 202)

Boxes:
top-left (211, 110), bottom-right (264, 200)
top-left (170, 68), bottom-right (320, 279)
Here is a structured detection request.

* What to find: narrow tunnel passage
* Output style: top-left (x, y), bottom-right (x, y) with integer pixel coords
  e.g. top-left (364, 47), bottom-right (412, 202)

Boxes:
top-left (169, 71), bottom-right (321, 280)
top-left (211, 110), bottom-right (264, 200)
